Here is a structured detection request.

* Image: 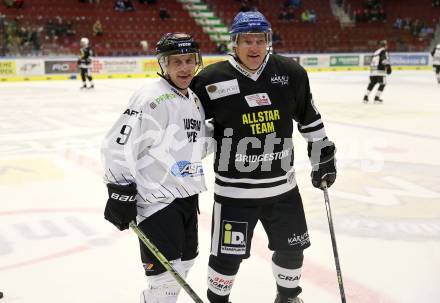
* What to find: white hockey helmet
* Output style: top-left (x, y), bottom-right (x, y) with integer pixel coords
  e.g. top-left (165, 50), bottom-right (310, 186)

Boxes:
top-left (80, 37), bottom-right (89, 47)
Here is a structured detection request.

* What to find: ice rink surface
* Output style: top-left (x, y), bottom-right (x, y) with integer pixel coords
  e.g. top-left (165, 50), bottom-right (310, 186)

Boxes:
top-left (0, 70), bottom-right (439, 303)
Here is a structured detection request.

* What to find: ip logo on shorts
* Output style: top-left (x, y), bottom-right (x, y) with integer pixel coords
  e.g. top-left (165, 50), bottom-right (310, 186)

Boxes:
top-left (221, 220), bottom-right (247, 255)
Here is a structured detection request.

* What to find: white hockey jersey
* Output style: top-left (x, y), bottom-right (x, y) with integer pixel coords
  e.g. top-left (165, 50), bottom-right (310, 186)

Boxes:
top-left (101, 78), bottom-right (211, 220)
top-left (432, 44), bottom-right (440, 66)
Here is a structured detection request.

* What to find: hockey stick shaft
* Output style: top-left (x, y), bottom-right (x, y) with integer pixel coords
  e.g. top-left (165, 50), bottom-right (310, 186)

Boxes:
top-left (129, 221), bottom-right (205, 303)
top-left (322, 182), bottom-right (347, 303)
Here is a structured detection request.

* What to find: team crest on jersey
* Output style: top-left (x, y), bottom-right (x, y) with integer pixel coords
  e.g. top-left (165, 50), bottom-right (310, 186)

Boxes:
top-left (244, 93), bottom-right (271, 107)
top-left (170, 161), bottom-right (203, 177)
top-left (205, 79), bottom-right (240, 100)
top-left (271, 74), bottom-right (289, 85)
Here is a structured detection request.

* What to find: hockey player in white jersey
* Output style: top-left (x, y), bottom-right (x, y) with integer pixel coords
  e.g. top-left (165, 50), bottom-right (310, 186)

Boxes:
top-left (363, 40), bottom-right (392, 104)
top-left (101, 32), bottom-right (210, 303)
top-left (431, 44), bottom-right (440, 84)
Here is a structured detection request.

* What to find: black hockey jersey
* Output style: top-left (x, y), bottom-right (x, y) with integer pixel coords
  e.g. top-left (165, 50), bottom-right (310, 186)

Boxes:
top-left (370, 47), bottom-right (391, 76)
top-left (78, 46), bottom-right (93, 68)
top-left (191, 54), bottom-right (327, 205)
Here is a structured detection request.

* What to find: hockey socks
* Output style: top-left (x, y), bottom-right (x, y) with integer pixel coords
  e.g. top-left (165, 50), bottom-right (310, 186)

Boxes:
top-left (272, 250), bottom-right (303, 299)
top-left (207, 255), bottom-right (240, 303)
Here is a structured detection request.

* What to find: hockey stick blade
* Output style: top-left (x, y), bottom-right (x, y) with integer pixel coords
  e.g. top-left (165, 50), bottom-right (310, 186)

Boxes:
top-left (129, 221), bottom-right (205, 303)
top-left (322, 181), bottom-right (347, 303)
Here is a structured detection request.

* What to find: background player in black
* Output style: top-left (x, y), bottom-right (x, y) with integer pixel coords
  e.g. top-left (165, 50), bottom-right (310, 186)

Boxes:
top-left (191, 11), bottom-right (337, 303)
top-left (363, 40), bottom-right (392, 103)
top-left (78, 37), bottom-right (95, 89)
top-left (431, 43), bottom-right (440, 84)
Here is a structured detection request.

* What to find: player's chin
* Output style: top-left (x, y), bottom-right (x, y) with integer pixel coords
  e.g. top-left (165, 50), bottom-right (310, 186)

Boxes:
top-left (176, 77), bottom-right (191, 88)
top-left (247, 57), bottom-right (263, 68)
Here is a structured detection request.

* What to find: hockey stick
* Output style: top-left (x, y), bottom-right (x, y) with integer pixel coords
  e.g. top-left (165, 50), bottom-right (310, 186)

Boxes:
top-left (129, 221), bottom-right (205, 303)
top-left (322, 181), bottom-right (347, 303)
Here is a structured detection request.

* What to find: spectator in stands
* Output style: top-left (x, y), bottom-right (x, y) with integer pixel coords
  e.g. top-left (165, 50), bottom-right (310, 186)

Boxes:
top-left (216, 41), bottom-right (228, 54)
top-left (419, 23), bottom-right (434, 38)
top-left (290, 0), bottom-right (301, 8)
top-left (278, 9), bottom-right (288, 21)
top-left (393, 17), bottom-right (403, 29)
top-left (0, 12), bottom-right (5, 28)
top-left (278, 7), bottom-right (294, 22)
top-left (114, 0), bottom-right (134, 11)
top-left (30, 26), bottom-right (41, 55)
top-left (4, 0), bottom-right (23, 8)
top-left (301, 9), bottom-right (310, 23)
top-left (403, 17), bottom-right (412, 30)
top-left (286, 7), bottom-right (295, 21)
top-left (65, 20), bottom-right (76, 36)
top-left (93, 19), bottom-right (103, 36)
top-left (125, 0), bottom-right (134, 10)
top-left (308, 9), bottom-right (317, 23)
top-left (272, 30), bottom-right (282, 45)
top-left (410, 19), bottom-right (422, 36)
top-left (159, 7), bottom-right (171, 20)
top-left (14, 0), bottom-right (23, 8)
top-left (140, 39), bottom-right (148, 54)
top-left (377, 7), bottom-right (386, 21)
top-left (239, 2), bottom-right (252, 13)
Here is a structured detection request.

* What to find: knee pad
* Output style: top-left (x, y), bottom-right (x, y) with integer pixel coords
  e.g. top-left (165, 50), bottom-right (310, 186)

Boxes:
top-left (272, 250), bottom-right (304, 291)
top-left (207, 255), bottom-right (241, 302)
top-left (139, 259), bottom-right (184, 303)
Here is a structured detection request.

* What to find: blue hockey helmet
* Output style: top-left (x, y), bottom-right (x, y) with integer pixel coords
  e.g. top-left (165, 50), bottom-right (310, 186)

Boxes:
top-left (229, 11), bottom-right (272, 48)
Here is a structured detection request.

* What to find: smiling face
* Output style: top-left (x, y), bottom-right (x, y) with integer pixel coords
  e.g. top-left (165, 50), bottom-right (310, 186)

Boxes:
top-left (235, 33), bottom-right (268, 72)
top-left (166, 53), bottom-right (197, 94)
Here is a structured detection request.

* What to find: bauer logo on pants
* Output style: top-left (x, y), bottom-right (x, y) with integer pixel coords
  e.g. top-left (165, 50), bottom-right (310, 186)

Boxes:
top-left (220, 220), bottom-right (247, 255)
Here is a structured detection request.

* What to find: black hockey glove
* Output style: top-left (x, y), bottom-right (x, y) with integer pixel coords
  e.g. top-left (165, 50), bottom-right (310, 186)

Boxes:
top-left (386, 65), bottom-right (392, 75)
top-left (309, 140), bottom-right (337, 189)
top-left (104, 183), bottom-right (137, 231)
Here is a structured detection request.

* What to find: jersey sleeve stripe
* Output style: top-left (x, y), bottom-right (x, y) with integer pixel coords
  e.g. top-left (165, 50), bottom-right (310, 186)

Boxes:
top-left (300, 128), bottom-right (327, 142)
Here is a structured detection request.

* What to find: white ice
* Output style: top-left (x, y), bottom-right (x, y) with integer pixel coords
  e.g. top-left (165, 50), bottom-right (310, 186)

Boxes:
top-left (0, 70), bottom-right (439, 303)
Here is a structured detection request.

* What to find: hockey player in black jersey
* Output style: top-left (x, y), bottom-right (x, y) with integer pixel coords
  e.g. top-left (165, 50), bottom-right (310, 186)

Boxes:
top-left (191, 11), bottom-right (337, 303)
top-left (78, 37), bottom-right (95, 89)
top-left (363, 40), bottom-right (392, 103)
top-left (431, 43), bottom-right (440, 84)
top-left (102, 33), bottom-right (210, 303)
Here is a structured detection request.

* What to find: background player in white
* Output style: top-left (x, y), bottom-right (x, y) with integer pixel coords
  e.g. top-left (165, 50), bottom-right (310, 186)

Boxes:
top-left (431, 43), bottom-right (440, 84)
top-left (78, 37), bottom-right (95, 89)
top-left (101, 32), bottom-right (210, 303)
top-left (191, 11), bottom-right (337, 303)
top-left (363, 40), bottom-right (392, 103)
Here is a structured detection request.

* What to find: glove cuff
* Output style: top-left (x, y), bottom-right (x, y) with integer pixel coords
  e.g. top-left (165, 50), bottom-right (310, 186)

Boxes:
top-left (308, 140), bottom-right (336, 166)
top-left (107, 183), bottom-right (137, 204)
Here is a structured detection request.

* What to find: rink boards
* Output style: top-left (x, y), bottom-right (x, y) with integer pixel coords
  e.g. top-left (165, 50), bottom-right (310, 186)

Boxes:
top-left (0, 52), bottom-right (434, 82)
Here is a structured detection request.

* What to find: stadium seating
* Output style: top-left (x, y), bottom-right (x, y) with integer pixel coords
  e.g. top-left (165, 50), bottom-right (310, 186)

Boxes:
top-left (0, 0), bottom-right (437, 55)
